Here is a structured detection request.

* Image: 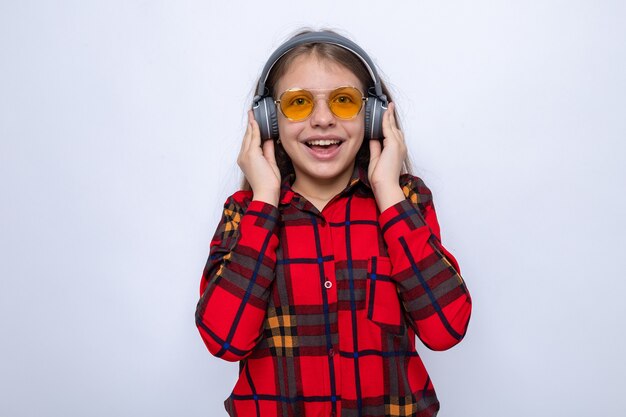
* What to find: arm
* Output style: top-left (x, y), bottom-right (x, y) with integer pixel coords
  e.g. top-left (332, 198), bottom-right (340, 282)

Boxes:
top-left (378, 175), bottom-right (472, 351)
top-left (195, 191), bottom-right (279, 361)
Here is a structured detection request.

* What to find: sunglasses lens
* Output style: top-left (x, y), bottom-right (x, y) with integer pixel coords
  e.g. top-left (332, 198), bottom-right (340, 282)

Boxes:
top-left (279, 89), bottom-right (314, 121)
top-left (329, 87), bottom-right (364, 119)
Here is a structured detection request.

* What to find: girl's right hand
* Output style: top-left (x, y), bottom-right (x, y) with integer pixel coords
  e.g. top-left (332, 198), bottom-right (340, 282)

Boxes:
top-left (237, 111), bottom-right (281, 207)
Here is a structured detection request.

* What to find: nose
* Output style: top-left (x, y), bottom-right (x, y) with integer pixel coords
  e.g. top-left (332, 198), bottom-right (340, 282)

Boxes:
top-left (309, 97), bottom-right (336, 128)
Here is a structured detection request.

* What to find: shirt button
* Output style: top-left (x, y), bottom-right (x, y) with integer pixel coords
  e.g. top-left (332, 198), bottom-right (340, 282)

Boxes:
top-left (324, 280), bottom-right (332, 289)
top-left (328, 348), bottom-right (335, 357)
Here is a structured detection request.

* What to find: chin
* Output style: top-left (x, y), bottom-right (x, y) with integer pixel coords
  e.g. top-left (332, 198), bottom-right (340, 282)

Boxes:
top-left (308, 165), bottom-right (353, 182)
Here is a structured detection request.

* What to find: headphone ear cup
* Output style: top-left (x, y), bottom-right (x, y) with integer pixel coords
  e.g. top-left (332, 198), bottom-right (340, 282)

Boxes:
top-left (252, 97), bottom-right (279, 140)
top-left (364, 97), bottom-right (387, 140)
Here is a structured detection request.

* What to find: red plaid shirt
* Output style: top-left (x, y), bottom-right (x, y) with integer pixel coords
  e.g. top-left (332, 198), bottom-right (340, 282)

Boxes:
top-left (196, 168), bottom-right (471, 417)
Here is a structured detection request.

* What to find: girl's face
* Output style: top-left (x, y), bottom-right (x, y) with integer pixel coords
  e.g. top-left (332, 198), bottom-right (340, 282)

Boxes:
top-left (274, 53), bottom-right (365, 191)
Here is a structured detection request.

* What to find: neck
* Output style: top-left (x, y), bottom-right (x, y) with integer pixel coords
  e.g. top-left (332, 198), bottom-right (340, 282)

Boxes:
top-left (291, 168), bottom-right (354, 211)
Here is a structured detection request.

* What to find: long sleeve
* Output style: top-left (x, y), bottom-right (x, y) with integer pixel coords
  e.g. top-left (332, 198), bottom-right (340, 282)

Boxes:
top-left (195, 191), bottom-right (280, 361)
top-left (378, 175), bottom-right (472, 351)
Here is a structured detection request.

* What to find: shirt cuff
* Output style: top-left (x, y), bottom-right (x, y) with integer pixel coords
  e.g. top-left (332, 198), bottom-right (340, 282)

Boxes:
top-left (379, 198), bottom-right (431, 245)
top-left (242, 200), bottom-right (281, 236)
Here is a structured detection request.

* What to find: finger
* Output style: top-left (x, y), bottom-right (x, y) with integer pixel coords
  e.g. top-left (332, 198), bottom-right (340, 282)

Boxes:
top-left (240, 127), bottom-right (251, 161)
top-left (241, 111), bottom-right (254, 153)
top-left (387, 103), bottom-right (399, 132)
top-left (369, 139), bottom-right (382, 162)
top-left (388, 102), bottom-right (398, 128)
top-left (248, 111), bottom-right (263, 151)
top-left (384, 103), bottom-right (404, 145)
top-left (389, 108), bottom-right (404, 142)
top-left (381, 102), bottom-right (397, 142)
top-left (262, 138), bottom-right (276, 166)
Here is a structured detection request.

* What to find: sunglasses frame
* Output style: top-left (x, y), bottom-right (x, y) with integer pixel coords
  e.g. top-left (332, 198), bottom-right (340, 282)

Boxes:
top-left (274, 86), bottom-right (368, 122)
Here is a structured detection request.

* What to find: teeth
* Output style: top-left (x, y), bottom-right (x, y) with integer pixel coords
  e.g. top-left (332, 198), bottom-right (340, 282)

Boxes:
top-left (306, 139), bottom-right (341, 146)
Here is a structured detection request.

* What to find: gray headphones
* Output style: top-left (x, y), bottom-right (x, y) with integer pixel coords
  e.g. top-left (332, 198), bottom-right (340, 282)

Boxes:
top-left (252, 31), bottom-right (388, 141)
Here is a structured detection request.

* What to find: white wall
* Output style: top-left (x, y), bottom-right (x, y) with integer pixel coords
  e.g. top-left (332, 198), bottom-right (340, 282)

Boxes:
top-left (1, 1), bottom-right (625, 416)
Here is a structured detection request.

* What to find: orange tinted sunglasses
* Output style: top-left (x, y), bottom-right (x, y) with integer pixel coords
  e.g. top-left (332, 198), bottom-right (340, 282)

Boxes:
top-left (275, 86), bottom-right (366, 121)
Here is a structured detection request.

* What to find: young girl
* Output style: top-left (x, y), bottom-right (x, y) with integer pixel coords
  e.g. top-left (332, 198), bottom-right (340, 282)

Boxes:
top-left (196, 30), bottom-right (472, 417)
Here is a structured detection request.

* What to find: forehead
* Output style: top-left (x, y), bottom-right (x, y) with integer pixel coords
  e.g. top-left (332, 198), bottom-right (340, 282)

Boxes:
top-left (275, 53), bottom-right (363, 92)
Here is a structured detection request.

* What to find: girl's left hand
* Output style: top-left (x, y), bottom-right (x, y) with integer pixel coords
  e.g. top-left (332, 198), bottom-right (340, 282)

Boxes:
top-left (368, 102), bottom-right (407, 212)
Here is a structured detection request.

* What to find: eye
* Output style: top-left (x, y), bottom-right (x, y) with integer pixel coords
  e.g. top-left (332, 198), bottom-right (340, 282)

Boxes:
top-left (290, 96), bottom-right (311, 106)
top-left (333, 95), bottom-right (353, 104)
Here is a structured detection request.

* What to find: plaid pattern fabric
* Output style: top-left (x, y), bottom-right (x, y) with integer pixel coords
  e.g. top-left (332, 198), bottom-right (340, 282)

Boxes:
top-left (196, 169), bottom-right (471, 417)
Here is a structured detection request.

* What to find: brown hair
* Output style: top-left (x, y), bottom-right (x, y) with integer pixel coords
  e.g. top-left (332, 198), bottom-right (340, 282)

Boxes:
top-left (242, 29), bottom-right (412, 190)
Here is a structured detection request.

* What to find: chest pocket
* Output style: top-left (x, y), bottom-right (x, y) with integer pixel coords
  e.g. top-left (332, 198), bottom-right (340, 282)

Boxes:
top-left (366, 256), bottom-right (405, 335)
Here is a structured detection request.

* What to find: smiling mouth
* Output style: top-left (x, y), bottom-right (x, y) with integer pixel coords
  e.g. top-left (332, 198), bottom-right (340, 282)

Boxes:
top-left (305, 139), bottom-right (342, 149)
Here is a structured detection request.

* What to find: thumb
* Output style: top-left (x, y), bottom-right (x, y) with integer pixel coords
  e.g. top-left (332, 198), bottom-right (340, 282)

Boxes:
top-left (369, 139), bottom-right (382, 163)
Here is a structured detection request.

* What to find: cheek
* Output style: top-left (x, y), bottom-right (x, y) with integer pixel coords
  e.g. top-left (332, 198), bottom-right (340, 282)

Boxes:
top-left (276, 115), bottom-right (296, 139)
top-left (276, 116), bottom-right (287, 138)
top-left (348, 114), bottom-right (366, 138)
top-left (277, 117), bottom-right (311, 146)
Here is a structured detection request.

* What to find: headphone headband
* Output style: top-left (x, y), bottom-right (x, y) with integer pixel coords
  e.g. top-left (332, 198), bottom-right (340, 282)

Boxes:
top-left (254, 31), bottom-right (386, 103)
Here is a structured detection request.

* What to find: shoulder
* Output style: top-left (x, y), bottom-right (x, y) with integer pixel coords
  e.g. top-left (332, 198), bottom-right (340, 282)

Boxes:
top-left (399, 174), bottom-right (433, 207)
top-left (221, 190), bottom-right (254, 214)
top-left (213, 191), bottom-right (255, 239)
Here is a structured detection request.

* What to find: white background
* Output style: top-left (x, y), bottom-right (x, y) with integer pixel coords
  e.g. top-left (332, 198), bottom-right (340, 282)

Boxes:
top-left (1, 1), bottom-right (625, 416)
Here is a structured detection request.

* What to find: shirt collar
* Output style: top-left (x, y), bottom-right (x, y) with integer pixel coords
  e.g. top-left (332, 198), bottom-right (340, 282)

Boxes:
top-left (278, 165), bottom-right (371, 206)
